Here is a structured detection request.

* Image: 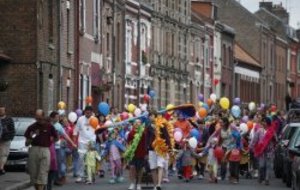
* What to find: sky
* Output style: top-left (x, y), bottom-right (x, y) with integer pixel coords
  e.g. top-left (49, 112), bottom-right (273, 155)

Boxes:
top-left (240, 0), bottom-right (300, 29)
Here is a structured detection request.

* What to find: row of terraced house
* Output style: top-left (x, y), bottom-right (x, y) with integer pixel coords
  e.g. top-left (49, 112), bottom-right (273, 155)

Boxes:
top-left (0, 0), bottom-right (299, 116)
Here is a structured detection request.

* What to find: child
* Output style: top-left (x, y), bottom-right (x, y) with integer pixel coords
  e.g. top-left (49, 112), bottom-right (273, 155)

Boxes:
top-left (102, 128), bottom-right (126, 184)
top-left (176, 140), bottom-right (201, 182)
top-left (227, 130), bottom-right (242, 184)
top-left (85, 141), bottom-right (101, 184)
top-left (199, 137), bottom-right (219, 183)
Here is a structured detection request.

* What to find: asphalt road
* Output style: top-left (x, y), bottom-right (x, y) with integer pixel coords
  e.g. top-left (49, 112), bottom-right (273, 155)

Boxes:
top-left (49, 174), bottom-right (288, 190)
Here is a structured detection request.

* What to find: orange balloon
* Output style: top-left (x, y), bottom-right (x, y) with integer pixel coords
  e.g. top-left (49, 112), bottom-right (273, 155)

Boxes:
top-left (198, 108), bottom-right (207, 118)
top-left (89, 116), bottom-right (99, 129)
top-left (86, 96), bottom-right (93, 104)
top-left (247, 121), bottom-right (254, 130)
top-left (207, 98), bottom-right (213, 106)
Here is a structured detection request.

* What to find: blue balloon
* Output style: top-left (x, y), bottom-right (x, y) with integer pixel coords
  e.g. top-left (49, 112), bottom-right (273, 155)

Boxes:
top-left (202, 103), bottom-right (209, 111)
top-left (98, 102), bottom-right (110, 116)
top-left (198, 94), bottom-right (204, 102)
top-left (231, 105), bottom-right (241, 118)
top-left (149, 90), bottom-right (156, 98)
top-left (190, 128), bottom-right (200, 139)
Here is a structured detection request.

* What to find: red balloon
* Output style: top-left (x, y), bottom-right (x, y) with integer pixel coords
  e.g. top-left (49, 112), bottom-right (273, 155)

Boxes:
top-left (214, 146), bottom-right (224, 161)
top-left (143, 94), bottom-right (150, 102)
top-left (86, 96), bottom-right (93, 104)
top-left (271, 105), bottom-right (277, 112)
top-left (213, 79), bottom-right (219, 86)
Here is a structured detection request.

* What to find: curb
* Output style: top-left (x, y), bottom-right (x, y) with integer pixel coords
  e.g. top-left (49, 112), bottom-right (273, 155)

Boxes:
top-left (4, 180), bottom-right (31, 190)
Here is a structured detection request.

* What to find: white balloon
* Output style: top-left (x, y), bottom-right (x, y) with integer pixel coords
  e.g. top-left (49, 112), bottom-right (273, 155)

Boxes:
top-left (174, 131), bottom-right (183, 142)
top-left (188, 137), bottom-right (198, 149)
top-left (248, 102), bottom-right (256, 111)
top-left (240, 123), bottom-right (248, 135)
top-left (134, 108), bottom-right (142, 116)
top-left (140, 104), bottom-right (147, 112)
top-left (210, 93), bottom-right (217, 102)
top-left (68, 112), bottom-right (78, 123)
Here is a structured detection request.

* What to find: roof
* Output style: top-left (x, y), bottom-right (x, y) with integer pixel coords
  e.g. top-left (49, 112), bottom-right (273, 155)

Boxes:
top-left (234, 44), bottom-right (260, 67)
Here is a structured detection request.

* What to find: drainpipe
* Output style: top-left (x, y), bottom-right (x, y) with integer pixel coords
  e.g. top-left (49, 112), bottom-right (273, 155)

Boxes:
top-left (137, 0), bottom-right (141, 106)
top-left (111, 0), bottom-right (116, 107)
top-left (57, 0), bottom-right (62, 102)
top-left (75, 0), bottom-right (80, 108)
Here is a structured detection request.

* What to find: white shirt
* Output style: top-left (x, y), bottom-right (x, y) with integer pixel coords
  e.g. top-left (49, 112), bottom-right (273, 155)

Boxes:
top-left (74, 116), bottom-right (96, 153)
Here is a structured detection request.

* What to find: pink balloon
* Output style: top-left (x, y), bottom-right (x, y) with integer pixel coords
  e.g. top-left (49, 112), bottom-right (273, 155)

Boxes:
top-left (104, 120), bottom-right (113, 127)
top-left (120, 112), bottom-right (129, 121)
top-left (174, 131), bottom-right (183, 142)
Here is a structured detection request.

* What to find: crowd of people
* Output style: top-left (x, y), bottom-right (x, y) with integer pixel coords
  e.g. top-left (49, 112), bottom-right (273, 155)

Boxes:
top-left (0, 96), bottom-right (288, 190)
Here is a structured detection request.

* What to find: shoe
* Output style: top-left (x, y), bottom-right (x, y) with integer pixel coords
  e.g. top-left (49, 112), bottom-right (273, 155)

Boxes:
top-left (137, 184), bottom-right (142, 190)
top-left (156, 186), bottom-right (162, 190)
top-left (185, 179), bottom-right (190, 183)
top-left (163, 178), bottom-right (169, 183)
top-left (153, 187), bottom-right (157, 190)
top-left (0, 170), bottom-right (6, 175)
top-left (198, 174), bottom-right (204, 180)
top-left (99, 170), bottom-right (105, 178)
top-left (75, 177), bottom-right (83, 183)
top-left (109, 178), bottom-right (116, 184)
top-left (217, 176), bottom-right (221, 181)
top-left (117, 176), bottom-right (124, 183)
top-left (265, 180), bottom-right (270, 186)
top-left (128, 183), bottom-right (135, 190)
top-left (253, 170), bottom-right (259, 178)
top-left (86, 181), bottom-right (92, 185)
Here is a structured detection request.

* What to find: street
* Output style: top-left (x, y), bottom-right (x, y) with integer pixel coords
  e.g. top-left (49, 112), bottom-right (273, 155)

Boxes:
top-left (22, 174), bottom-right (287, 190)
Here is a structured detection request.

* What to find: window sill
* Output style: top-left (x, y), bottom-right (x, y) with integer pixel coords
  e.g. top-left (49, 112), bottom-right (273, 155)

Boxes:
top-left (67, 51), bottom-right (73, 56)
top-left (48, 43), bottom-right (55, 50)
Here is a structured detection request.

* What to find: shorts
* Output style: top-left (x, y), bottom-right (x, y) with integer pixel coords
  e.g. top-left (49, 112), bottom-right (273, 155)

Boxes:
top-left (129, 158), bottom-right (145, 170)
top-left (28, 146), bottom-right (50, 185)
top-left (148, 151), bottom-right (166, 170)
top-left (0, 141), bottom-right (11, 163)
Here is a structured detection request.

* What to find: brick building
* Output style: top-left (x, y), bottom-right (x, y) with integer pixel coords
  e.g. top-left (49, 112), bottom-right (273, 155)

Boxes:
top-left (216, 0), bottom-right (276, 105)
top-left (0, 0), bottom-right (76, 116)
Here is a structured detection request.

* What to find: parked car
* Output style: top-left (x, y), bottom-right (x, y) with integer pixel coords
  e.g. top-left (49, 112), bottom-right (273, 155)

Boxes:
top-left (274, 122), bottom-right (300, 180)
top-left (5, 117), bottom-right (35, 169)
top-left (289, 129), bottom-right (300, 190)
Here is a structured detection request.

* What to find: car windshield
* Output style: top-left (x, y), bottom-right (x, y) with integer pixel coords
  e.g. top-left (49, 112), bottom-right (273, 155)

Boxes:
top-left (14, 119), bottom-right (35, 136)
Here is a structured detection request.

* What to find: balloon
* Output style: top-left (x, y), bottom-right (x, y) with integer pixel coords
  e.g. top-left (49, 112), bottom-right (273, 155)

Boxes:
top-left (240, 123), bottom-right (248, 135)
top-left (149, 90), bottom-right (156, 98)
top-left (89, 116), bottom-right (99, 129)
top-left (57, 101), bottom-right (66, 109)
top-left (120, 112), bottom-right (129, 121)
top-left (210, 93), bottom-right (217, 102)
top-left (260, 103), bottom-right (265, 109)
top-left (198, 107), bottom-right (207, 118)
top-left (174, 127), bottom-right (183, 133)
top-left (134, 108), bottom-right (142, 116)
top-left (220, 97), bottom-right (230, 110)
top-left (198, 94), bottom-right (204, 102)
top-left (198, 101), bottom-right (204, 107)
top-left (248, 102), bottom-right (256, 111)
top-left (271, 105), bottom-right (277, 112)
top-left (128, 113), bottom-right (133, 118)
top-left (104, 120), bottom-right (113, 127)
top-left (68, 112), bottom-right (78, 123)
top-left (140, 104), bottom-right (147, 112)
top-left (127, 104), bottom-right (136, 113)
top-left (125, 131), bottom-right (130, 140)
top-left (202, 103), bottom-right (209, 111)
top-left (85, 96), bottom-right (93, 104)
top-left (213, 79), bottom-right (219, 86)
top-left (231, 105), bottom-right (241, 118)
top-left (58, 109), bottom-right (65, 116)
top-left (242, 115), bottom-right (249, 123)
top-left (174, 131), bottom-right (183, 142)
top-left (247, 121), bottom-right (254, 130)
top-left (98, 102), bottom-right (110, 116)
top-left (143, 94), bottom-right (150, 102)
top-left (190, 128), bottom-right (200, 139)
top-left (233, 97), bottom-right (241, 105)
top-left (188, 137), bottom-right (197, 149)
top-left (207, 98), bottom-right (213, 106)
top-left (75, 109), bottom-right (83, 117)
top-left (214, 146), bottom-right (224, 161)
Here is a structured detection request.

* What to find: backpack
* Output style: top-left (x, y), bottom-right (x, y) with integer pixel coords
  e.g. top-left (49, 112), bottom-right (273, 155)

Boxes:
top-left (1, 117), bottom-right (15, 141)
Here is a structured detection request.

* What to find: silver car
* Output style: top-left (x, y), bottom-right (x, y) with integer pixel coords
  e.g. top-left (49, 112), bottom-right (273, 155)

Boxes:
top-left (5, 117), bottom-right (35, 168)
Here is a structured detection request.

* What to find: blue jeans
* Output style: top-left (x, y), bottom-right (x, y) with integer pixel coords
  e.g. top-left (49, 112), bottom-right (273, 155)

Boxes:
top-left (67, 149), bottom-right (79, 176)
top-left (56, 148), bottom-right (67, 179)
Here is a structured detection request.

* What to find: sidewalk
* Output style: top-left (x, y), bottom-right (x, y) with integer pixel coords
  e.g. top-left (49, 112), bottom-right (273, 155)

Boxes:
top-left (0, 172), bottom-right (30, 190)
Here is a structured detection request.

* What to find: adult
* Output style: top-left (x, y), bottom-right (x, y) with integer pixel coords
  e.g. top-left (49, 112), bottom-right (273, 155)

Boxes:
top-left (25, 110), bottom-right (58, 190)
top-left (219, 117), bottom-right (232, 180)
top-left (0, 106), bottom-right (15, 175)
top-left (174, 113), bottom-right (192, 139)
top-left (49, 111), bottom-right (76, 185)
top-left (73, 106), bottom-right (96, 183)
top-left (149, 113), bottom-right (173, 190)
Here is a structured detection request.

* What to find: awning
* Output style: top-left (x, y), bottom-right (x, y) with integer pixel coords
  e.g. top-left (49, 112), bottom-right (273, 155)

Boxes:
top-left (234, 66), bottom-right (260, 79)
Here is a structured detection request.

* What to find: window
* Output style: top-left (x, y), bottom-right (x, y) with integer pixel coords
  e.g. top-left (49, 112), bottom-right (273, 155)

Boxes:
top-left (48, 74), bottom-right (54, 113)
top-left (107, 33), bottom-right (110, 56)
top-left (165, 79), bottom-right (168, 106)
top-left (66, 1), bottom-right (71, 52)
top-left (298, 52), bottom-right (300, 73)
top-left (93, 0), bottom-right (99, 41)
top-left (79, 0), bottom-right (86, 33)
top-left (48, 0), bottom-right (53, 42)
top-left (158, 78), bottom-right (162, 108)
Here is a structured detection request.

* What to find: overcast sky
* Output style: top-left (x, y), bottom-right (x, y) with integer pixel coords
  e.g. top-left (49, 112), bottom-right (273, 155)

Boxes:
top-left (240, 0), bottom-right (300, 29)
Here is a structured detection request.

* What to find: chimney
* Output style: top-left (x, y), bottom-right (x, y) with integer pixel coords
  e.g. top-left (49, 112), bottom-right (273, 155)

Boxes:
top-left (271, 3), bottom-right (289, 25)
top-left (259, 1), bottom-right (273, 12)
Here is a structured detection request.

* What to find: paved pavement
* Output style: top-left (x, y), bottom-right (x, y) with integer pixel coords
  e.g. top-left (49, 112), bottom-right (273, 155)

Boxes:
top-left (22, 174), bottom-right (288, 190)
top-left (0, 172), bottom-right (30, 190)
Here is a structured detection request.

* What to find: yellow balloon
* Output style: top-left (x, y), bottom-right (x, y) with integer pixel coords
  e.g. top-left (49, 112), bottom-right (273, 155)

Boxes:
top-left (220, 97), bottom-right (230, 110)
top-left (127, 104), bottom-right (136, 113)
top-left (166, 104), bottom-right (175, 114)
top-left (198, 101), bottom-right (204, 107)
top-left (57, 101), bottom-right (66, 109)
